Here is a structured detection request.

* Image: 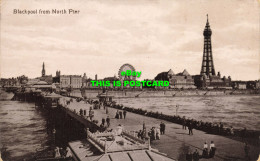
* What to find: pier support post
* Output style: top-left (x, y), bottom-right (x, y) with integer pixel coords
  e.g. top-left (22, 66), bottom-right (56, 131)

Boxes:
top-left (104, 140), bottom-right (107, 153)
top-left (148, 137), bottom-right (151, 150)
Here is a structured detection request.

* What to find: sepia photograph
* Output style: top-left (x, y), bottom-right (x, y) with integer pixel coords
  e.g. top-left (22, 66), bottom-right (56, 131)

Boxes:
top-left (0, 0), bottom-right (259, 161)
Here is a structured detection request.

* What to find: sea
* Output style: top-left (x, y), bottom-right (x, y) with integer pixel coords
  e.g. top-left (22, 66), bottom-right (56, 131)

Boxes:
top-left (0, 99), bottom-right (49, 160)
top-left (0, 90), bottom-right (260, 160)
top-left (114, 95), bottom-right (260, 130)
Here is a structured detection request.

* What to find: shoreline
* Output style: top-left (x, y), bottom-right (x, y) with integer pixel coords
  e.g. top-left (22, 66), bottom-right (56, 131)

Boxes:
top-left (78, 89), bottom-right (260, 99)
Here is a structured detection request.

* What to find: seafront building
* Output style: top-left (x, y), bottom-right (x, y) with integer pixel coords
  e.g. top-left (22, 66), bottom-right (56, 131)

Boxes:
top-left (232, 81), bottom-right (247, 90)
top-left (53, 71), bottom-right (82, 89)
top-left (155, 69), bottom-right (196, 89)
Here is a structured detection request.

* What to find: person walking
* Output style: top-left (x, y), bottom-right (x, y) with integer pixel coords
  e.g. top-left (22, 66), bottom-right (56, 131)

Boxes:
top-left (156, 127), bottom-right (160, 140)
top-left (186, 151), bottom-right (193, 161)
top-left (151, 127), bottom-right (156, 141)
top-left (54, 147), bottom-right (61, 158)
top-left (142, 122), bottom-right (147, 140)
top-left (202, 142), bottom-right (208, 158)
top-left (182, 117), bottom-right (186, 130)
top-left (102, 118), bottom-right (105, 126)
top-left (193, 149), bottom-right (200, 161)
top-left (79, 109), bottom-right (83, 116)
top-left (119, 110), bottom-right (123, 119)
top-left (137, 130), bottom-right (142, 139)
top-left (123, 110), bottom-right (127, 119)
top-left (89, 108), bottom-right (94, 121)
top-left (106, 116), bottom-right (110, 127)
top-left (230, 126), bottom-right (234, 136)
top-left (160, 122), bottom-right (166, 135)
top-left (115, 110), bottom-right (119, 119)
top-left (65, 147), bottom-right (72, 158)
top-left (209, 141), bottom-right (216, 158)
top-left (188, 122), bottom-right (193, 135)
top-left (105, 106), bottom-right (109, 114)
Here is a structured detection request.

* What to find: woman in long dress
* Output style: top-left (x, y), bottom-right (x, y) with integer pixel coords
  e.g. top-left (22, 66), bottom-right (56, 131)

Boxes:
top-left (202, 142), bottom-right (208, 158)
top-left (54, 147), bottom-right (61, 158)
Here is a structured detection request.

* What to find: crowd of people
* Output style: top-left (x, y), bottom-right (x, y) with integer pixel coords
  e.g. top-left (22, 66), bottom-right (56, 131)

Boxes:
top-left (54, 146), bottom-right (72, 159)
top-left (186, 149), bottom-right (200, 161)
top-left (101, 101), bottom-right (258, 139)
top-left (202, 141), bottom-right (216, 158)
top-left (63, 97), bottom-right (254, 160)
top-left (115, 110), bottom-right (127, 119)
top-left (136, 122), bottom-right (166, 141)
top-left (63, 97), bottom-right (258, 146)
top-left (185, 141), bottom-right (216, 161)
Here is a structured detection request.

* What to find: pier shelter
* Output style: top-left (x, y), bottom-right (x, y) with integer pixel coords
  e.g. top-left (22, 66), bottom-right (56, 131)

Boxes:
top-left (44, 92), bottom-right (62, 108)
top-left (97, 93), bottom-right (114, 103)
top-left (69, 129), bottom-right (174, 161)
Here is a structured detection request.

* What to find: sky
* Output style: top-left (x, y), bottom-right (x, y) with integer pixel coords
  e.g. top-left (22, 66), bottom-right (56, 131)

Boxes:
top-left (0, 0), bottom-right (259, 81)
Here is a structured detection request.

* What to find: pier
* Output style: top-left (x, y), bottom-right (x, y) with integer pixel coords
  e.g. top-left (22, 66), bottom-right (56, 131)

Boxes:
top-left (9, 90), bottom-right (260, 161)
top-left (56, 96), bottom-right (259, 161)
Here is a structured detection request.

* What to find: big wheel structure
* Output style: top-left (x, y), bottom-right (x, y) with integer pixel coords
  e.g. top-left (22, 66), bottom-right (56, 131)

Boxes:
top-left (118, 63), bottom-right (136, 81)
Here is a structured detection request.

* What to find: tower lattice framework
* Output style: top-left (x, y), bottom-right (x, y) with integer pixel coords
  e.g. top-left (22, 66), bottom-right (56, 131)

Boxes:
top-left (200, 15), bottom-right (216, 76)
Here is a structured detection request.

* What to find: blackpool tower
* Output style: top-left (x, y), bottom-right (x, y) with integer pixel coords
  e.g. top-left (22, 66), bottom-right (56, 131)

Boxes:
top-left (200, 14), bottom-right (216, 76)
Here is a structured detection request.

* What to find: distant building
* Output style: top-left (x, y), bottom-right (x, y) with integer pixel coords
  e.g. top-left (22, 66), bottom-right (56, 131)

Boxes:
top-left (70, 75), bottom-right (82, 89)
top-left (232, 81), bottom-right (247, 89)
top-left (59, 75), bottom-right (71, 88)
top-left (82, 73), bottom-right (88, 87)
top-left (194, 15), bottom-right (232, 89)
top-left (155, 69), bottom-right (196, 89)
top-left (256, 80), bottom-right (260, 89)
top-left (53, 71), bottom-right (82, 89)
top-left (37, 62), bottom-right (53, 84)
top-left (193, 73), bottom-right (232, 89)
top-left (246, 81), bottom-right (259, 89)
top-left (26, 78), bottom-right (40, 86)
top-left (103, 75), bottom-right (120, 88)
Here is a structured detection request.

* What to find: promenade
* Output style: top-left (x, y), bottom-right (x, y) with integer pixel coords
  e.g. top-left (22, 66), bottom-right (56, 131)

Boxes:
top-left (60, 98), bottom-right (260, 161)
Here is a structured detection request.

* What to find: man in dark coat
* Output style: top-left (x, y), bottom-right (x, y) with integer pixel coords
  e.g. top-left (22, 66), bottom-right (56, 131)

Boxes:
top-left (186, 151), bottom-right (193, 161)
top-left (188, 122), bottom-right (193, 135)
top-left (119, 111), bottom-right (123, 119)
top-left (160, 122), bottom-right (166, 135)
top-left (102, 118), bottom-right (105, 126)
top-left (182, 117), bottom-right (187, 130)
top-left (106, 116), bottom-right (110, 127)
top-left (123, 110), bottom-right (127, 119)
top-left (193, 149), bottom-right (200, 161)
top-left (115, 110), bottom-right (119, 119)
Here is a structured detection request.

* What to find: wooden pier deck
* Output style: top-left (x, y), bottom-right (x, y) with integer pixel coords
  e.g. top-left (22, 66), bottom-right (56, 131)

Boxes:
top-left (58, 97), bottom-right (260, 161)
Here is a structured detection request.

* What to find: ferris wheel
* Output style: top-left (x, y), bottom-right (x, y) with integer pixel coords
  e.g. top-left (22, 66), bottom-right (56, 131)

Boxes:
top-left (118, 63), bottom-right (136, 81)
